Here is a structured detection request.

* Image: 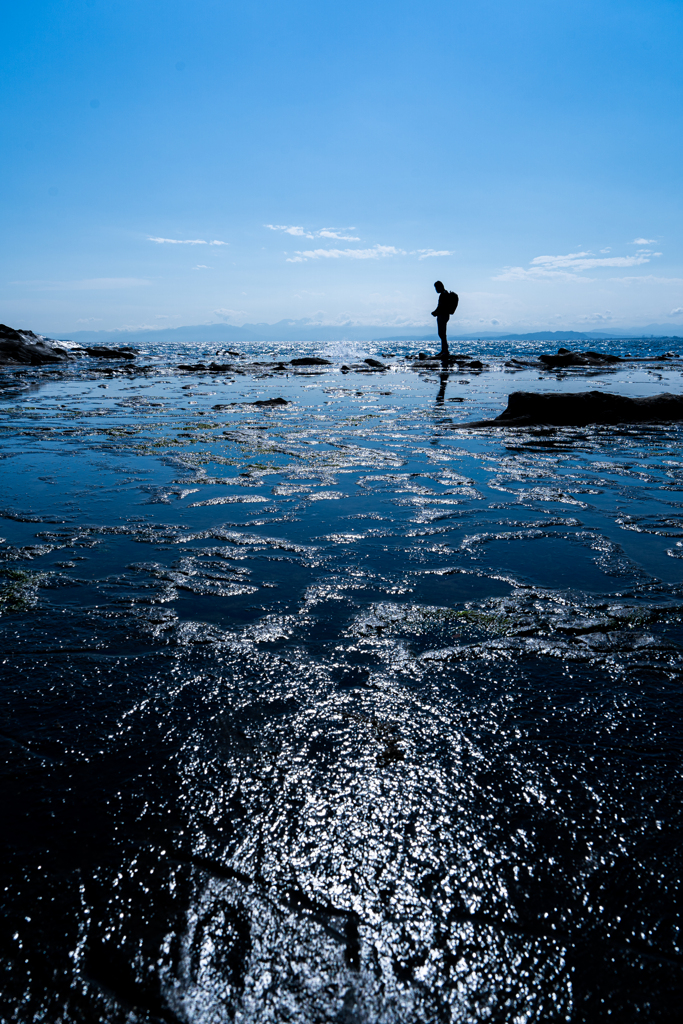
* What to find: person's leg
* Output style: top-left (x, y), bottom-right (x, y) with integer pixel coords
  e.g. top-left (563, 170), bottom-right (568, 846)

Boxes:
top-left (437, 317), bottom-right (449, 359)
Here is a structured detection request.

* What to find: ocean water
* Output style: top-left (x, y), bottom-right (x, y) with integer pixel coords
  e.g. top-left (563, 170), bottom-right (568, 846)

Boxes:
top-left (1, 337), bottom-right (682, 1023)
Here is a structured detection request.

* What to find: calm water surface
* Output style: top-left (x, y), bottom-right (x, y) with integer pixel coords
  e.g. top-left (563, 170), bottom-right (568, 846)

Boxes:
top-left (1, 339), bottom-right (682, 1022)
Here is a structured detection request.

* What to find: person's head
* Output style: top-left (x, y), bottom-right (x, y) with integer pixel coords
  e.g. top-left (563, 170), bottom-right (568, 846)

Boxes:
top-left (434, 280), bottom-right (444, 293)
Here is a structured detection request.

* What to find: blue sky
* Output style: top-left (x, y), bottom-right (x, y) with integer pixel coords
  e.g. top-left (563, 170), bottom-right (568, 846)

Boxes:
top-left (2, 0), bottom-right (682, 334)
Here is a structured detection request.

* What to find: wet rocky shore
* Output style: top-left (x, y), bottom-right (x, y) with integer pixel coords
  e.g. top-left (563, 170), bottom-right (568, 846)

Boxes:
top-left (2, 332), bottom-right (683, 1022)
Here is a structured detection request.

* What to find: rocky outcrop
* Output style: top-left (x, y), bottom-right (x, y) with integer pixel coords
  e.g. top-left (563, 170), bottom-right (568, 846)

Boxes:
top-left (0, 325), bottom-right (139, 366)
top-left (456, 390), bottom-right (683, 427)
top-left (0, 324), bottom-right (74, 366)
top-left (84, 346), bottom-right (137, 359)
top-left (411, 353), bottom-right (485, 369)
top-left (538, 348), bottom-right (622, 369)
top-left (290, 357), bottom-right (331, 366)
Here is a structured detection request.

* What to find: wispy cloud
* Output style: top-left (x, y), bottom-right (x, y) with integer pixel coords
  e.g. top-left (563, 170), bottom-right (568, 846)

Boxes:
top-left (192, 265), bottom-right (211, 270)
top-left (670, 308), bottom-right (683, 316)
top-left (632, 237), bottom-right (657, 245)
top-left (318, 228), bottom-right (360, 240)
top-left (266, 224), bottom-right (312, 237)
top-left (14, 277), bottom-right (151, 291)
top-left (148, 237), bottom-right (229, 245)
top-left (413, 249), bottom-right (455, 260)
top-left (266, 224), bottom-right (360, 241)
top-left (578, 311), bottom-right (614, 322)
top-left (76, 317), bottom-right (102, 323)
top-left (532, 252), bottom-right (658, 271)
top-left (214, 308), bottom-right (247, 320)
top-left (286, 244), bottom-right (404, 263)
top-left (495, 249), bottom-right (661, 281)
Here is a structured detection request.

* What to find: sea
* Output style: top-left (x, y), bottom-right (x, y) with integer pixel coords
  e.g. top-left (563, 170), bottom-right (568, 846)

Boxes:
top-left (1, 335), bottom-right (682, 1023)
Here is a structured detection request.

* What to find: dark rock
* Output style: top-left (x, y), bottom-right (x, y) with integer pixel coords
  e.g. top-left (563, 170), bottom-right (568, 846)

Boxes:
top-left (364, 358), bottom-right (387, 369)
top-left (0, 324), bottom-right (76, 366)
top-left (251, 397), bottom-right (289, 407)
top-left (539, 348), bottom-right (621, 369)
top-left (418, 352), bottom-right (427, 360)
top-left (178, 363), bottom-right (207, 371)
top-left (85, 346), bottom-right (137, 359)
top-left (290, 357), bottom-right (332, 366)
top-left (467, 359), bottom-right (484, 370)
top-left (456, 390), bottom-right (683, 427)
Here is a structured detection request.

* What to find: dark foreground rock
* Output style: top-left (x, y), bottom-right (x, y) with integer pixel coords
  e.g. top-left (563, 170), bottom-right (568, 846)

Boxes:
top-left (455, 390), bottom-right (683, 428)
top-left (0, 324), bottom-right (74, 366)
top-left (252, 397), bottom-right (289, 407)
top-left (291, 357), bottom-right (331, 366)
top-left (84, 346), bottom-right (137, 359)
top-left (539, 349), bottom-right (622, 368)
top-left (411, 353), bottom-right (485, 369)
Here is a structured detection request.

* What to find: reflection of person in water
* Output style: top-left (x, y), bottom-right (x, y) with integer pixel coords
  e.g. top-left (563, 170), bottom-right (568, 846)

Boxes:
top-left (435, 370), bottom-right (448, 405)
top-left (431, 281), bottom-right (457, 361)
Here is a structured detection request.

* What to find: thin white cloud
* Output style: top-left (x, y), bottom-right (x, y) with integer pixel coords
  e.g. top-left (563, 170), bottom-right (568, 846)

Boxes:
top-left (266, 224), bottom-right (360, 241)
top-left (192, 265), bottom-right (211, 270)
top-left (14, 277), bottom-right (151, 291)
top-left (578, 312), bottom-right (614, 322)
top-left (670, 308), bottom-right (683, 316)
top-left (632, 237), bottom-right (657, 245)
top-left (317, 228), bottom-right (360, 240)
top-left (599, 247), bottom-right (611, 253)
top-left (148, 237), bottom-right (229, 245)
top-left (413, 249), bottom-right (455, 260)
top-left (608, 275), bottom-right (683, 285)
top-left (494, 266), bottom-right (593, 282)
top-left (495, 249), bottom-right (661, 281)
top-left (266, 224), bottom-right (313, 237)
top-left (214, 308), bottom-right (247, 319)
top-left (286, 244), bottom-right (404, 263)
top-left (531, 252), bottom-right (656, 271)
top-left (76, 317), bottom-right (102, 323)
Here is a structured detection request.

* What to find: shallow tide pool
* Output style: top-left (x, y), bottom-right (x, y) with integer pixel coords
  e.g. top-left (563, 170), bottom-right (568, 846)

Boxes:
top-left (1, 340), bottom-right (682, 1022)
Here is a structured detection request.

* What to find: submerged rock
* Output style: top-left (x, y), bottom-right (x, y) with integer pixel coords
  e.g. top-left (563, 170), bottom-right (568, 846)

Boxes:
top-left (290, 357), bottom-right (331, 366)
top-left (252, 397), bottom-right (289, 407)
top-left (0, 324), bottom-right (74, 366)
top-left (457, 390), bottom-right (683, 427)
top-left (364, 358), bottom-right (387, 369)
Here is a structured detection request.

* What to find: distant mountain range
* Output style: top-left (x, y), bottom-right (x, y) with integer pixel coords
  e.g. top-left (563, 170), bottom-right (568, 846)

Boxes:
top-left (39, 319), bottom-right (683, 346)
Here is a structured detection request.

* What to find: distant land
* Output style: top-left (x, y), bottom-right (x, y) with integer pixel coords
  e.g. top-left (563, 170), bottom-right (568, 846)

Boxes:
top-left (37, 319), bottom-right (683, 346)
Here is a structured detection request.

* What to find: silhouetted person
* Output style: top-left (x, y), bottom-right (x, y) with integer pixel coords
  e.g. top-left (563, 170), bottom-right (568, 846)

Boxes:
top-left (431, 281), bottom-right (458, 361)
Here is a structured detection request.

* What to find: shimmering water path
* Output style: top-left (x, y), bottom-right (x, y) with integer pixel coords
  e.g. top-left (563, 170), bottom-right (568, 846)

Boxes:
top-left (2, 341), bottom-right (683, 1022)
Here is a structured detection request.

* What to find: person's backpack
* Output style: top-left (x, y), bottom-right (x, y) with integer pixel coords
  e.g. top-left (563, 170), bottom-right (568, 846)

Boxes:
top-left (447, 291), bottom-right (459, 315)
